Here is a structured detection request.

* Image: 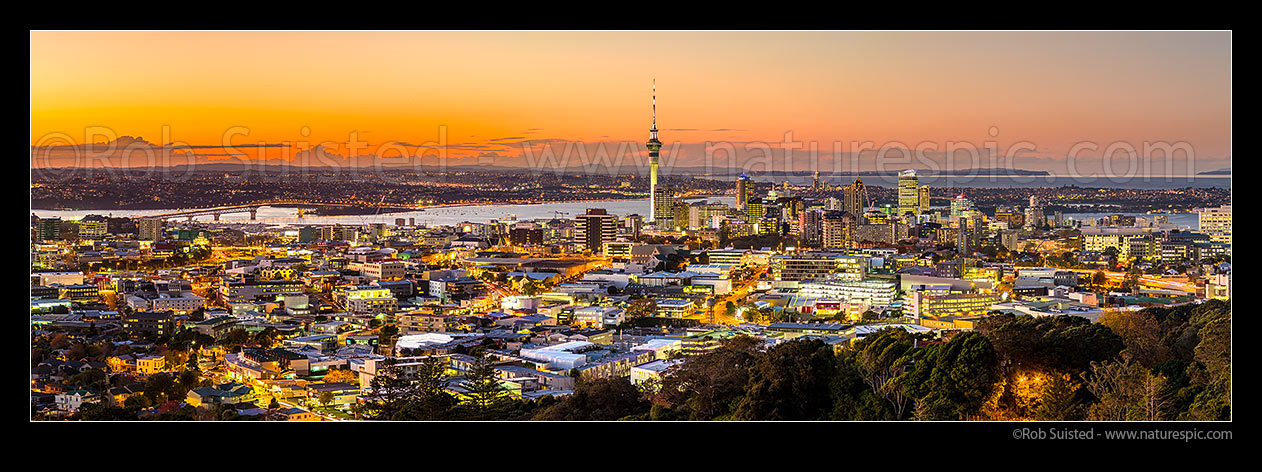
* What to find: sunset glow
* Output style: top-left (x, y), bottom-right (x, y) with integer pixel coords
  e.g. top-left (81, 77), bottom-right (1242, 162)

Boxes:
top-left (31, 31), bottom-right (1231, 173)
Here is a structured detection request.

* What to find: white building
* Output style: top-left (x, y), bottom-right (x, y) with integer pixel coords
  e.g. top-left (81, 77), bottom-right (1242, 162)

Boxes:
top-left (501, 296), bottom-right (542, 311)
top-left (1015, 267), bottom-right (1058, 283)
top-left (520, 341), bottom-right (593, 370)
top-left (361, 260), bottom-right (405, 280)
top-left (631, 338), bottom-right (683, 360)
top-left (126, 291), bottom-right (206, 313)
top-left (37, 272), bottom-right (84, 286)
top-left (1081, 226), bottom-right (1149, 256)
top-left (1196, 205), bottom-right (1231, 245)
top-left (691, 276), bottom-right (732, 295)
top-left (630, 358), bottom-right (682, 388)
top-left (796, 279), bottom-right (898, 307)
top-left (572, 306), bottom-right (625, 328)
top-left (339, 286), bottom-right (398, 314)
top-left (55, 390), bottom-right (98, 412)
top-left (990, 300), bottom-right (1105, 322)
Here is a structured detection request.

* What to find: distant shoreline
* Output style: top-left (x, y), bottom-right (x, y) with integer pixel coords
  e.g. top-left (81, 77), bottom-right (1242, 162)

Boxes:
top-left (30, 201), bottom-right (1199, 218)
top-left (30, 195), bottom-right (728, 215)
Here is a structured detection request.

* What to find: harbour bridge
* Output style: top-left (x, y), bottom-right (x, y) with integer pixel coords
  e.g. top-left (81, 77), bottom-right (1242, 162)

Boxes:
top-left (140, 200), bottom-right (415, 222)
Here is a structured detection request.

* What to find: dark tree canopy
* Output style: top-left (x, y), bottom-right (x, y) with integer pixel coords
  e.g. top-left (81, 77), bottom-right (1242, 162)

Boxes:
top-left (533, 377), bottom-right (649, 421)
top-left (975, 313), bottom-right (1124, 376)
top-left (733, 339), bottom-right (839, 420)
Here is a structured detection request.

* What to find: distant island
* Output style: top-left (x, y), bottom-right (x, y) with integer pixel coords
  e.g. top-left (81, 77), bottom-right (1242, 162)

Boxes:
top-left (721, 168), bottom-right (1051, 177)
top-left (1197, 168), bottom-right (1231, 175)
top-left (858, 168), bottom-right (1050, 176)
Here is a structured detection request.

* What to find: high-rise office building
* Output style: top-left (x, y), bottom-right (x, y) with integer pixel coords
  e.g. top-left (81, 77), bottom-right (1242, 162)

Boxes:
top-left (1025, 195), bottom-right (1045, 229)
top-left (575, 209), bottom-right (618, 253)
top-left (509, 223), bottom-right (545, 246)
top-left (897, 170), bottom-right (920, 218)
top-left (139, 218), bottom-right (164, 241)
top-left (37, 217), bottom-right (61, 241)
top-left (843, 177), bottom-right (866, 216)
top-left (736, 173), bottom-right (754, 210)
top-left (799, 209), bottom-right (823, 247)
top-left (919, 185), bottom-right (931, 214)
top-left (78, 215), bottom-right (108, 239)
top-left (950, 194), bottom-right (975, 218)
top-left (994, 205), bottom-right (1024, 229)
top-left (758, 206), bottom-right (783, 236)
top-left (822, 210), bottom-right (857, 249)
top-left (778, 196), bottom-right (805, 236)
top-left (621, 214), bottom-right (644, 238)
top-left (298, 226), bottom-right (320, 243)
top-left (688, 201), bottom-right (730, 229)
top-left (1197, 204), bottom-right (1232, 245)
top-left (744, 198), bottom-right (765, 222)
top-left (652, 184), bottom-right (674, 227)
top-left (672, 200), bottom-right (690, 230)
top-left (864, 208), bottom-right (890, 225)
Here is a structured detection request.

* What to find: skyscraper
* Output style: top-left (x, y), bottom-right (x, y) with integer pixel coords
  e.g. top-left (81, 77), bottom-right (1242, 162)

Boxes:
top-left (1025, 195), bottom-right (1045, 228)
top-left (745, 197), bottom-right (765, 222)
top-left (576, 209), bottom-right (618, 253)
top-left (622, 214), bottom-right (644, 238)
top-left (822, 210), bottom-right (857, 249)
top-left (646, 80), bottom-right (664, 223)
top-left (778, 196), bottom-right (805, 235)
top-left (799, 209), bottom-right (823, 247)
top-left (897, 170), bottom-right (920, 217)
top-left (825, 196), bottom-right (842, 211)
top-left (1196, 204), bottom-right (1231, 245)
top-left (652, 185), bottom-right (674, 228)
top-left (673, 199), bottom-right (690, 230)
top-left (919, 185), bottom-right (931, 214)
top-left (950, 194), bottom-right (974, 218)
top-left (843, 177), bottom-right (865, 216)
top-left (688, 201), bottom-right (729, 229)
top-left (139, 218), bottom-right (164, 241)
top-left (736, 173), bottom-right (754, 211)
top-left (37, 217), bottom-right (61, 241)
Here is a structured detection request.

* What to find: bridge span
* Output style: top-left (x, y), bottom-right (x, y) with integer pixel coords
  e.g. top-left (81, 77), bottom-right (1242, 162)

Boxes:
top-left (140, 201), bottom-right (414, 222)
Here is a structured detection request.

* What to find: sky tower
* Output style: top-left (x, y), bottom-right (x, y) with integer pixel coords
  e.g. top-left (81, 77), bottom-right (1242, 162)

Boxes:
top-left (646, 79), bottom-right (665, 223)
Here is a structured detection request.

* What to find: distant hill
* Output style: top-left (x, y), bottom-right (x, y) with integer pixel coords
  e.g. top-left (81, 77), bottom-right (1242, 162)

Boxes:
top-left (696, 168), bottom-right (1051, 177)
top-left (1197, 168), bottom-right (1231, 175)
top-left (32, 162), bottom-right (1052, 177)
top-left (855, 168), bottom-right (1049, 177)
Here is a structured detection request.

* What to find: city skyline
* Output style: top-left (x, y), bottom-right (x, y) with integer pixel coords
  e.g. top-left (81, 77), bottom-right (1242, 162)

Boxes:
top-left (28, 28), bottom-right (1234, 427)
top-left (31, 31), bottom-right (1230, 175)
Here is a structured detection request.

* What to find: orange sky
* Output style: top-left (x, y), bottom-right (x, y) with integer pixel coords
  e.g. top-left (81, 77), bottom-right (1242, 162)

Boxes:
top-left (30, 31), bottom-right (1231, 172)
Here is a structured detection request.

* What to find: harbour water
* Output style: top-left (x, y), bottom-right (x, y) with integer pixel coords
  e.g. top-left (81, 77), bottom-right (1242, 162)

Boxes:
top-left (30, 197), bottom-right (735, 227)
top-left (728, 174), bottom-right (1231, 190)
top-left (31, 196), bottom-right (1200, 230)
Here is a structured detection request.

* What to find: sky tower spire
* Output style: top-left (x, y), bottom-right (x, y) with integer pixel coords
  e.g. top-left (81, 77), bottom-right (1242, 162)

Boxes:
top-left (651, 79), bottom-right (658, 138)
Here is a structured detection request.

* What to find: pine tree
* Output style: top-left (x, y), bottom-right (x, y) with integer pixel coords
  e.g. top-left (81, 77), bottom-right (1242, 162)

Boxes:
top-left (461, 353), bottom-right (508, 420)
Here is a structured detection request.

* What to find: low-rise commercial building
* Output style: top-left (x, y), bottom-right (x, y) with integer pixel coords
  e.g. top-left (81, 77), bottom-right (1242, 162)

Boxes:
top-left (906, 292), bottom-right (1001, 319)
